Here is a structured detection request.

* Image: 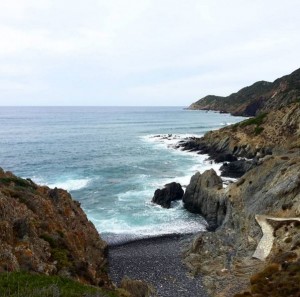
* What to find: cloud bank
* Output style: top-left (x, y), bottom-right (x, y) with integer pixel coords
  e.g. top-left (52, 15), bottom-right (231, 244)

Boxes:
top-left (0, 0), bottom-right (299, 106)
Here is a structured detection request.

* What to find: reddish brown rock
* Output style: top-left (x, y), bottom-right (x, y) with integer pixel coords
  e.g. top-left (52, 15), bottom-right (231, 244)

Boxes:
top-left (0, 169), bottom-right (110, 287)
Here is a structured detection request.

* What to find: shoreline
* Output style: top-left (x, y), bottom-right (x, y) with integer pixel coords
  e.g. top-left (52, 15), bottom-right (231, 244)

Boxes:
top-left (106, 232), bottom-right (194, 248)
top-left (108, 232), bottom-right (208, 297)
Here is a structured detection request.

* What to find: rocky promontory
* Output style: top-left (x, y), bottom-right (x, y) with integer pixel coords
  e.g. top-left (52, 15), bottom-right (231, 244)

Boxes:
top-left (184, 151), bottom-right (300, 296)
top-left (188, 68), bottom-right (300, 116)
top-left (0, 168), bottom-right (111, 287)
top-left (181, 71), bottom-right (300, 296)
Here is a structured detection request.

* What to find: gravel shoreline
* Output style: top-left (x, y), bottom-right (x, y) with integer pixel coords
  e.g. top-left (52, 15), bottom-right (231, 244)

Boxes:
top-left (108, 234), bottom-right (208, 297)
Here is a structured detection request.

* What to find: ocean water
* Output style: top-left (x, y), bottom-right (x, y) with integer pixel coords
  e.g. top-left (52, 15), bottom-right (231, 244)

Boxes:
top-left (0, 107), bottom-right (244, 243)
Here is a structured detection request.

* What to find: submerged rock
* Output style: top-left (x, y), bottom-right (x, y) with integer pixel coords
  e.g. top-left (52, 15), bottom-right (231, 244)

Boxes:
top-left (183, 169), bottom-right (226, 230)
top-left (152, 182), bottom-right (184, 208)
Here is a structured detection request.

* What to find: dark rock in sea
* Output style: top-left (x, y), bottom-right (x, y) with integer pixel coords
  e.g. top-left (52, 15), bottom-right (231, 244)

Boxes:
top-left (183, 169), bottom-right (226, 230)
top-left (220, 159), bottom-right (257, 178)
top-left (152, 182), bottom-right (184, 208)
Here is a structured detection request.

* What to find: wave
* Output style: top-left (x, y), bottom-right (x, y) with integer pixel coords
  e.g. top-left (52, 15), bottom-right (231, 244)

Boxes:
top-left (48, 178), bottom-right (91, 191)
top-left (33, 176), bottom-right (92, 191)
top-left (98, 216), bottom-right (207, 245)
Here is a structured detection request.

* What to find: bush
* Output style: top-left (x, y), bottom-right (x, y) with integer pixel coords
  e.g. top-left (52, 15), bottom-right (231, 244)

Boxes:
top-left (239, 113), bottom-right (267, 127)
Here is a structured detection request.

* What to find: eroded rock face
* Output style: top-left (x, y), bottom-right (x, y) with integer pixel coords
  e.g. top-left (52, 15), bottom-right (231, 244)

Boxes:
top-left (184, 152), bottom-right (300, 297)
top-left (0, 169), bottom-right (110, 287)
top-left (183, 169), bottom-right (226, 230)
top-left (152, 182), bottom-right (184, 208)
top-left (220, 159), bottom-right (257, 178)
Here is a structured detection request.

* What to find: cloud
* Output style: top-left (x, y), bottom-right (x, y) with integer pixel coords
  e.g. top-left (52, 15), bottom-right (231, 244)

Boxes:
top-left (0, 0), bottom-right (299, 105)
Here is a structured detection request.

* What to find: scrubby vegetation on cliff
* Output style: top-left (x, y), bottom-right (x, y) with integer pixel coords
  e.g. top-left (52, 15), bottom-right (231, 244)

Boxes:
top-left (182, 69), bottom-right (300, 296)
top-left (189, 68), bottom-right (300, 116)
top-left (0, 169), bottom-right (110, 287)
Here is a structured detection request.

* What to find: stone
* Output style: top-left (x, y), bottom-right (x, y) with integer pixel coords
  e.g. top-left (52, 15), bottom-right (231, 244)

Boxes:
top-left (152, 182), bottom-right (184, 208)
top-left (183, 169), bottom-right (226, 230)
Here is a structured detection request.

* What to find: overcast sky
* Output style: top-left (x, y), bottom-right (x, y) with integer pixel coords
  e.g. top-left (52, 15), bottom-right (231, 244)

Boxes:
top-left (0, 0), bottom-right (299, 106)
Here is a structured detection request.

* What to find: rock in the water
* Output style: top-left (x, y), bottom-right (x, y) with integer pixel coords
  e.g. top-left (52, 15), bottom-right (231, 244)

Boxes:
top-left (183, 169), bottom-right (226, 230)
top-left (152, 182), bottom-right (184, 208)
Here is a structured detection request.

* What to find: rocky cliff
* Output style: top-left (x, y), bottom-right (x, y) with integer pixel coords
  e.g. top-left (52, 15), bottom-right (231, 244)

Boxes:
top-left (189, 68), bottom-right (300, 116)
top-left (184, 151), bottom-right (300, 296)
top-left (0, 168), bottom-right (110, 287)
top-left (183, 93), bottom-right (300, 295)
top-left (180, 102), bottom-right (300, 169)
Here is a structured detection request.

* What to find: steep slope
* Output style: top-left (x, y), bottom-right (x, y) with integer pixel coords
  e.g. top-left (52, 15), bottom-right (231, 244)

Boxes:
top-left (182, 102), bottom-right (300, 296)
top-left (0, 169), bottom-right (110, 287)
top-left (189, 68), bottom-right (300, 116)
top-left (184, 152), bottom-right (300, 296)
top-left (180, 102), bottom-right (300, 160)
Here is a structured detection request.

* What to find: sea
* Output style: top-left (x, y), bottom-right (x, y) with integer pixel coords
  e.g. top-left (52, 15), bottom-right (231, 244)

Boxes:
top-left (0, 106), bottom-right (245, 244)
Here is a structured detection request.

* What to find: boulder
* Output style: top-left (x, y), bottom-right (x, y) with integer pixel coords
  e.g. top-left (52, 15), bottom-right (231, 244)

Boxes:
top-left (183, 169), bottom-right (226, 230)
top-left (152, 182), bottom-right (184, 208)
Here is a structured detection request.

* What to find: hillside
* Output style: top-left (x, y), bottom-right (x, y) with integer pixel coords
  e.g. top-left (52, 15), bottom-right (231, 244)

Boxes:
top-left (189, 68), bottom-right (300, 116)
top-left (180, 100), bottom-right (300, 296)
top-left (0, 169), bottom-right (110, 287)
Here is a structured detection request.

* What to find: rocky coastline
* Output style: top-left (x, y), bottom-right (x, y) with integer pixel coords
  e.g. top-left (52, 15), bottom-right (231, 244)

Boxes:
top-left (1, 68), bottom-right (299, 297)
top-left (148, 68), bottom-right (300, 296)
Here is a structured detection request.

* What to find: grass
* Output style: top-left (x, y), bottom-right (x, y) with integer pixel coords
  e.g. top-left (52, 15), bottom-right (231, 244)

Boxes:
top-left (230, 112), bottom-right (267, 135)
top-left (0, 271), bottom-right (118, 297)
top-left (239, 113), bottom-right (267, 128)
top-left (254, 126), bottom-right (264, 135)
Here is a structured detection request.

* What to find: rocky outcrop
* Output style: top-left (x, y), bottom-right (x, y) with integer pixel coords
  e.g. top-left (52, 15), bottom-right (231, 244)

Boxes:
top-left (184, 151), bottom-right (300, 296)
top-left (178, 102), bottom-right (300, 178)
top-left (152, 182), bottom-right (184, 208)
top-left (189, 68), bottom-right (300, 116)
top-left (183, 169), bottom-right (226, 230)
top-left (220, 159), bottom-right (257, 178)
top-left (0, 169), bottom-right (110, 287)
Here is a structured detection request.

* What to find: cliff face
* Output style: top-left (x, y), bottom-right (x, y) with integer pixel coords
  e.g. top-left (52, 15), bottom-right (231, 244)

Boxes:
top-left (189, 68), bottom-right (300, 116)
top-left (184, 151), bottom-right (300, 297)
top-left (0, 169), bottom-right (110, 287)
top-left (183, 93), bottom-right (300, 295)
top-left (182, 102), bottom-right (300, 160)
top-left (183, 170), bottom-right (226, 230)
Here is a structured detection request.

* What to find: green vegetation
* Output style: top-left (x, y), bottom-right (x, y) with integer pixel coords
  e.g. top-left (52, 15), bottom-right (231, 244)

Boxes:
top-left (0, 177), bottom-right (30, 188)
top-left (40, 234), bottom-right (57, 248)
top-left (39, 234), bottom-right (71, 271)
top-left (231, 112), bottom-right (267, 136)
top-left (239, 113), bottom-right (267, 127)
top-left (52, 248), bottom-right (71, 271)
top-left (254, 126), bottom-right (264, 135)
top-left (0, 272), bottom-right (117, 297)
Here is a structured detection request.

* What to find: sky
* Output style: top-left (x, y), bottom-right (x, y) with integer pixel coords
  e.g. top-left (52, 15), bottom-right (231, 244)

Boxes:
top-left (0, 0), bottom-right (299, 106)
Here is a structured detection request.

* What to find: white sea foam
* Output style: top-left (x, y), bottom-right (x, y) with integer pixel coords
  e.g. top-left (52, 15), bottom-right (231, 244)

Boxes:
top-left (35, 177), bottom-right (92, 191)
